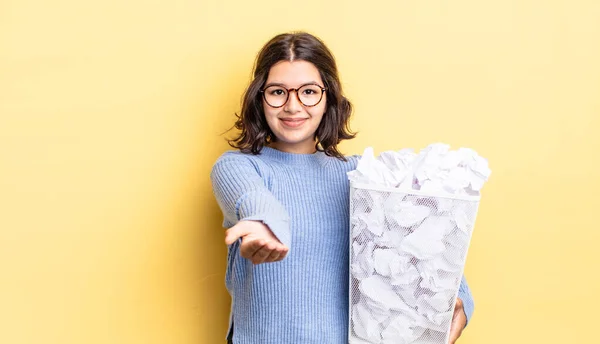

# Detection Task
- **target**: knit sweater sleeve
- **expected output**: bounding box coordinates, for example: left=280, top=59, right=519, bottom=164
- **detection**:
left=458, top=276, right=475, bottom=325
left=210, top=153, right=291, bottom=248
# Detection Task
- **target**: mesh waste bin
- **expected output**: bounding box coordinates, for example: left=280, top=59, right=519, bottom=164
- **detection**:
left=349, top=182, right=480, bottom=344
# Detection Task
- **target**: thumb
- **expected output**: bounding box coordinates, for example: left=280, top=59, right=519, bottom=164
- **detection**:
left=225, top=222, right=251, bottom=245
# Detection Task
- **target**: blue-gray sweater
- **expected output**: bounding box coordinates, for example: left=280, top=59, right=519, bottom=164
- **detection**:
left=210, top=147, right=474, bottom=344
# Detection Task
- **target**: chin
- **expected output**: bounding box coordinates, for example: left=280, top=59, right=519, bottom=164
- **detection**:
left=281, top=137, right=312, bottom=146
left=275, top=132, right=309, bottom=144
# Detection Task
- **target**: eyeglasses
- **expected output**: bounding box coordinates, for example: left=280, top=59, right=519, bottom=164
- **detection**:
left=260, top=83, right=327, bottom=108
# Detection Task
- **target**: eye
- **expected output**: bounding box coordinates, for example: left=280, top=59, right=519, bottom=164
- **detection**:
left=268, top=88, right=286, bottom=96
left=300, top=85, right=321, bottom=95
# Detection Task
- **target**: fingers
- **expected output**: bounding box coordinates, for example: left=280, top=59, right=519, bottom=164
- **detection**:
left=455, top=297, right=464, bottom=309
left=448, top=298, right=467, bottom=344
left=448, top=316, right=465, bottom=343
left=239, top=238, right=266, bottom=260
left=264, top=246, right=280, bottom=263
left=225, top=221, right=289, bottom=264
left=251, top=242, right=289, bottom=264
left=263, top=243, right=289, bottom=263
left=224, top=223, right=251, bottom=245
left=251, top=241, right=277, bottom=264
left=273, top=245, right=289, bottom=261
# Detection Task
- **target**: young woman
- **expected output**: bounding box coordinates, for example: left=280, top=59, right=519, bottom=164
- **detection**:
left=210, top=32, right=473, bottom=344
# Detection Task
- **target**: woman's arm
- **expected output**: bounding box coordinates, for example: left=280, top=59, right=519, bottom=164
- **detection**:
left=449, top=276, right=474, bottom=343
left=458, top=276, right=474, bottom=324
left=210, top=153, right=291, bottom=263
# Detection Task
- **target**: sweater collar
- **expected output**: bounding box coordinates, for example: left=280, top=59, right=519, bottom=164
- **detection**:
left=259, top=146, right=330, bottom=167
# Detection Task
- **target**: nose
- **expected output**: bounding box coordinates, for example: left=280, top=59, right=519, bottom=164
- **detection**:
left=283, top=90, right=302, bottom=113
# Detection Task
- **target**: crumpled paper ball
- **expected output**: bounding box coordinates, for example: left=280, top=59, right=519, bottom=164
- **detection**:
left=347, top=143, right=491, bottom=196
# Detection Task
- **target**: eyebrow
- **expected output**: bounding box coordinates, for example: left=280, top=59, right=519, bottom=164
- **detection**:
left=263, top=81, right=322, bottom=88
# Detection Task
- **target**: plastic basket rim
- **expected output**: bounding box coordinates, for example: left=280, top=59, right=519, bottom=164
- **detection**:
left=350, top=181, right=481, bottom=202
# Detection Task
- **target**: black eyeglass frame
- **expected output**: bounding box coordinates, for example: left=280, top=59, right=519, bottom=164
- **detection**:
left=259, top=83, right=327, bottom=108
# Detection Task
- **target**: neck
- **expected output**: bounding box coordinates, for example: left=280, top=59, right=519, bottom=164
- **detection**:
left=269, top=141, right=317, bottom=154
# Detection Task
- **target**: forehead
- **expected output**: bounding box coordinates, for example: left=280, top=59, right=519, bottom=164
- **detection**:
left=266, top=60, right=323, bottom=85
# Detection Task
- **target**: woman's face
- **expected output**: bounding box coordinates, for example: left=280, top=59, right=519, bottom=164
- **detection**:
left=262, top=60, right=327, bottom=154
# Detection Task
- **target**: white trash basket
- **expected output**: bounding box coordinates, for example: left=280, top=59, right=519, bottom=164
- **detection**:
left=349, top=182, right=480, bottom=344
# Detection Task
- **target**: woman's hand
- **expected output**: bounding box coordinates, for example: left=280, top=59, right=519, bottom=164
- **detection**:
left=225, top=220, right=289, bottom=265
left=448, top=297, right=467, bottom=343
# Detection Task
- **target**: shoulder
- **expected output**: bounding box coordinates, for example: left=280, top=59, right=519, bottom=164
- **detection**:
left=213, top=150, right=269, bottom=166
left=325, top=153, right=359, bottom=172
left=346, top=154, right=360, bottom=168
left=211, top=150, right=269, bottom=178
left=214, top=150, right=254, bottom=163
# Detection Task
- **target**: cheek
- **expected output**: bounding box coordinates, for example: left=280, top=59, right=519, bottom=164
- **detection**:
left=262, top=106, right=281, bottom=134
left=308, top=110, right=325, bottom=132
left=311, top=102, right=327, bottom=122
left=262, top=101, right=270, bottom=117
left=262, top=102, right=276, bottom=121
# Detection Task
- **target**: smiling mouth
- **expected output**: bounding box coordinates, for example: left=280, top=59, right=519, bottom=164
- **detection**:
left=280, top=118, right=307, bottom=128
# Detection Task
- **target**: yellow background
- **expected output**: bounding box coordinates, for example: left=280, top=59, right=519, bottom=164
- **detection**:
left=1, top=0, right=599, bottom=343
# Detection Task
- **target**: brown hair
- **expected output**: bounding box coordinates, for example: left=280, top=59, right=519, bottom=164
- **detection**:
left=228, top=32, right=356, bottom=160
